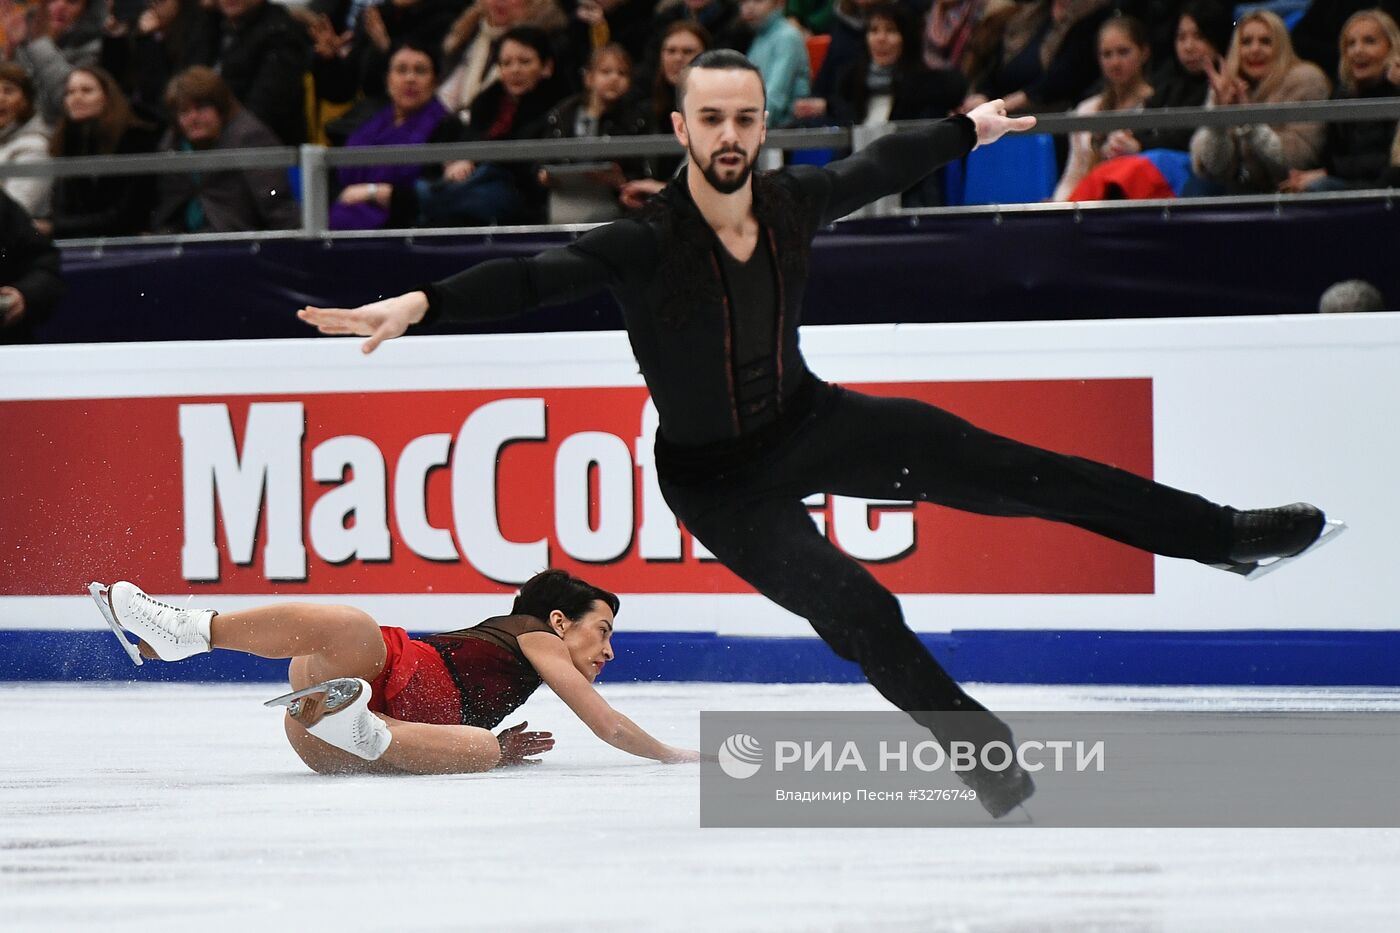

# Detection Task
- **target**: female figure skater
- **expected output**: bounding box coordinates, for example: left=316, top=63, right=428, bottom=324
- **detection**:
left=91, top=569, right=698, bottom=773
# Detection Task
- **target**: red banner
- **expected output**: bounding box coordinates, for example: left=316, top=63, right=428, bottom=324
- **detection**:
left=0, top=379, right=1153, bottom=596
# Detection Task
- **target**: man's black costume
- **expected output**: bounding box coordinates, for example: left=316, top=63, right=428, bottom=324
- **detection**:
left=420, top=114, right=1320, bottom=814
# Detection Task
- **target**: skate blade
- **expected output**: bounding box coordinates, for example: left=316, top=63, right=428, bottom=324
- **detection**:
left=88, top=582, right=143, bottom=667
left=1213, top=520, right=1348, bottom=581
left=264, top=678, right=363, bottom=712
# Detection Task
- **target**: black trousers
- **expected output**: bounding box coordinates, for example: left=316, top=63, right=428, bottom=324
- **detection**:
left=660, top=384, right=1234, bottom=717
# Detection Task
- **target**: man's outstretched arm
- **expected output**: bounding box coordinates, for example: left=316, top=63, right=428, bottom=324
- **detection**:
left=298, top=220, right=656, bottom=354
left=807, top=101, right=1038, bottom=225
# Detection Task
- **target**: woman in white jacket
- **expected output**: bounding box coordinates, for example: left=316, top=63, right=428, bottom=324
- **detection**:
left=0, top=63, right=53, bottom=219
left=1052, top=14, right=1154, bottom=201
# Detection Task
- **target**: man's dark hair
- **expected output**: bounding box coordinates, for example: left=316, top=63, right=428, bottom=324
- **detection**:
left=676, top=49, right=765, bottom=114
left=512, top=569, right=620, bottom=622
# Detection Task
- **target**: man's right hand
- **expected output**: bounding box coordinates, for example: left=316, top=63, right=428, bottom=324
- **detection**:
left=297, top=291, right=429, bottom=354
left=964, top=99, right=1037, bottom=149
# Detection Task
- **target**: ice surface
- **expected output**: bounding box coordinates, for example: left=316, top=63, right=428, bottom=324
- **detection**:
left=3, top=682, right=1399, bottom=931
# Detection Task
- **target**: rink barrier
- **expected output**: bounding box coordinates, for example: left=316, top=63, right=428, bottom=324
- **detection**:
left=5, top=314, right=1400, bottom=685
left=3, top=630, right=1398, bottom=686
left=39, top=199, right=1400, bottom=344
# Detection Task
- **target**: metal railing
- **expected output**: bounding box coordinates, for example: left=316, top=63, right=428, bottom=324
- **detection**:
left=2, top=97, right=1397, bottom=244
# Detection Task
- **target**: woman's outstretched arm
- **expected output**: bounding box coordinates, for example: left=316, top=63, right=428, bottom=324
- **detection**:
left=520, top=633, right=699, bottom=763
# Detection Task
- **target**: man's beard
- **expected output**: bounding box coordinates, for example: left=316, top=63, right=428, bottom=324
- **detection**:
left=689, top=141, right=757, bottom=195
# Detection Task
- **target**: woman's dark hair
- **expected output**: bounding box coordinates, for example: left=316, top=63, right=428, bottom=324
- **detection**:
left=865, top=1, right=922, bottom=68
left=1179, top=0, right=1234, bottom=63
left=653, top=20, right=711, bottom=122
left=50, top=66, right=138, bottom=157
left=0, top=62, right=36, bottom=126
left=838, top=2, right=922, bottom=123
left=512, top=569, right=620, bottom=622
left=499, top=25, right=556, bottom=67
left=388, top=38, right=443, bottom=81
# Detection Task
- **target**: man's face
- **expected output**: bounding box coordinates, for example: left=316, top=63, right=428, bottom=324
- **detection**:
left=672, top=68, right=767, bottom=196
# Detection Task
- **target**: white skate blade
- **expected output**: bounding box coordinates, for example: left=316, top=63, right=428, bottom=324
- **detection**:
left=88, top=582, right=143, bottom=667
left=1215, top=520, right=1348, bottom=581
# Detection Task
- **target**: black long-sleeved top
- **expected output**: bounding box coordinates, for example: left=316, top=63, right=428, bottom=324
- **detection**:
left=186, top=3, right=311, bottom=145
left=0, top=190, right=64, bottom=345
left=1323, top=80, right=1400, bottom=186
left=422, top=115, right=977, bottom=478
left=312, top=0, right=460, bottom=106
left=1136, top=64, right=1210, bottom=154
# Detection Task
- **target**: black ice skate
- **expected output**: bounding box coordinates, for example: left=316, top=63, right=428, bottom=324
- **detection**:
left=960, top=759, right=1036, bottom=819
left=1212, top=503, right=1346, bottom=580
left=915, top=709, right=1036, bottom=819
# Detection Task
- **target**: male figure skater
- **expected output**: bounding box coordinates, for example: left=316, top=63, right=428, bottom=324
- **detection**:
left=299, top=51, right=1340, bottom=816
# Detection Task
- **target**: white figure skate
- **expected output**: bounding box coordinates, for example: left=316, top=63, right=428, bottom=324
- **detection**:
left=89, top=581, right=213, bottom=665
left=265, top=678, right=392, bottom=761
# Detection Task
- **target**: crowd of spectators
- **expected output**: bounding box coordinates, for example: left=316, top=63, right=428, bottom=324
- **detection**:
left=0, top=0, right=1398, bottom=237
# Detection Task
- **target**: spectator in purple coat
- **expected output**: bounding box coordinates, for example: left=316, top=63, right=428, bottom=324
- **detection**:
left=330, top=40, right=457, bottom=230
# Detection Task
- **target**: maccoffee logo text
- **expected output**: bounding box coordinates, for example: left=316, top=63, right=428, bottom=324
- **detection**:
left=179, top=400, right=916, bottom=584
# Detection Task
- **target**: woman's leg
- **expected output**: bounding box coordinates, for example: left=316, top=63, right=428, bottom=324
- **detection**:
left=282, top=702, right=503, bottom=776
left=238, top=610, right=504, bottom=775
left=210, top=603, right=387, bottom=686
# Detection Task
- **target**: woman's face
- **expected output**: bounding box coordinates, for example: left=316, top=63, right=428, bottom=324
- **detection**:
left=0, top=80, right=27, bottom=128
left=64, top=71, right=107, bottom=122
left=498, top=39, right=551, bottom=98
left=554, top=600, right=615, bottom=682
left=47, top=0, right=86, bottom=36
left=1343, top=16, right=1393, bottom=86
left=1237, top=20, right=1278, bottom=82
left=585, top=53, right=631, bottom=108
left=1098, top=25, right=1148, bottom=90
left=386, top=47, right=436, bottom=113
left=1175, top=15, right=1216, bottom=75
left=661, top=31, right=705, bottom=85
left=866, top=16, right=903, bottom=69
